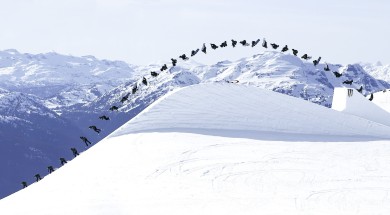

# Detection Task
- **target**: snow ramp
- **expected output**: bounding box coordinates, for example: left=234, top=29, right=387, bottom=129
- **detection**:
left=112, top=83, right=390, bottom=139
left=332, top=87, right=390, bottom=127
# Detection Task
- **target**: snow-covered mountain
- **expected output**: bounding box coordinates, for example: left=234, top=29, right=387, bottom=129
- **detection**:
left=0, top=88, right=84, bottom=199
left=0, top=49, right=137, bottom=110
left=1, top=84, right=390, bottom=214
left=362, top=62, right=390, bottom=84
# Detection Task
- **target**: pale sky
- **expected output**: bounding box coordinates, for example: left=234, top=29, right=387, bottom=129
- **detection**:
left=0, top=0, right=389, bottom=65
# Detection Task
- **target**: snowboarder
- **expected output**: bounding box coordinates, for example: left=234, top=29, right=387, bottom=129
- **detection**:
left=231, top=39, right=238, bottom=47
left=48, top=166, right=54, bottom=174
left=201, top=43, right=207, bottom=54
left=333, top=71, right=342, bottom=78
left=313, top=57, right=322, bottom=66
left=252, top=39, right=260, bottom=47
left=132, top=84, right=138, bottom=94
left=292, top=49, right=298, bottom=56
left=324, top=64, right=330, bottom=71
left=179, top=54, right=189, bottom=60
left=21, top=181, right=28, bottom=188
left=347, top=89, right=353, bottom=97
left=80, top=136, right=92, bottom=146
left=343, top=80, right=353, bottom=85
left=220, top=41, right=227, bottom=48
left=35, top=174, right=42, bottom=182
left=210, top=43, right=218, bottom=50
left=369, top=93, right=374, bottom=101
left=262, top=39, right=268, bottom=48
left=151, top=71, right=159, bottom=77
left=301, top=54, right=311, bottom=60
left=109, top=105, right=119, bottom=111
left=99, top=115, right=110, bottom=120
left=71, top=148, right=79, bottom=157
left=160, top=64, right=167, bottom=71
left=142, top=77, right=148, bottom=86
left=120, top=93, right=130, bottom=103
left=240, top=40, right=249, bottom=46
left=270, top=43, right=279, bottom=49
left=171, top=58, right=177, bottom=67
left=357, top=86, right=363, bottom=93
left=60, top=157, right=67, bottom=166
left=89, top=125, right=101, bottom=133
left=281, top=45, right=289, bottom=52
left=191, top=49, right=199, bottom=56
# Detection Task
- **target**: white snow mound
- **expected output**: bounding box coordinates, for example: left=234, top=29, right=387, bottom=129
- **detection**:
left=113, top=83, right=390, bottom=138
left=1, top=83, right=390, bottom=215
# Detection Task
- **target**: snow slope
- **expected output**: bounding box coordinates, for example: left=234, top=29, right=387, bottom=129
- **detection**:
left=1, top=84, right=390, bottom=215
left=371, top=89, right=390, bottom=113
left=332, top=87, right=390, bottom=127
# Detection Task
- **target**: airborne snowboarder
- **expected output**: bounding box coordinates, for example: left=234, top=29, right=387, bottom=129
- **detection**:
left=80, top=136, right=92, bottom=146
left=60, top=158, right=67, bottom=166
left=99, top=115, right=110, bottom=120
left=21, top=181, right=28, bottom=188
left=48, top=166, right=54, bottom=174
left=34, top=174, right=42, bottom=182
left=71, top=148, right=79, bottom=157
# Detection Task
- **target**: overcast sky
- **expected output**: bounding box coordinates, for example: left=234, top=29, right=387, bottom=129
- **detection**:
left=0, top=0, right=389, bottom=65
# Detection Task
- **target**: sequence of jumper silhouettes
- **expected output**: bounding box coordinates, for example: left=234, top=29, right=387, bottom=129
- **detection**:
left=20, top=37, right=371, bottom=189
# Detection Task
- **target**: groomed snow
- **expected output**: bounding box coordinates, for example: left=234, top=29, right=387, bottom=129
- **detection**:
left=332, top=87, right=390, bottom=127
left=1, top=83, right=390, bottom=215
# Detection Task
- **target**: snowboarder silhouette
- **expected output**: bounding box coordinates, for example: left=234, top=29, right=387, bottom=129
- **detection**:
left=60, top=158, right=67, bottom=166
left=71, top=148, right=79, bottom=157
left=142, top=77, right=148, bottom=86
left=240, top=40, right=249, bottom=46
left=252, top=39, right=260, bottom=47
left=292, top=49, right=298, bottom=56
left=99, top=115, right=110, bottom=120
left=151, top=71, right=159, bottom=77
left=201, top=43, right=207, bottom=54
left=109, top=106, right=119, bottom=111
left=132, top=84, right=138, bottom=94
left=179, top=54, right=189, bottom=60
left=160, top=64, right=167, bottom=71
left=281, top=45, right=289, bottom=52
left=369, top=93, right=374, bottom=101
left=21, top=181, right=27, bottom=188
left=191, top=49, right=199, bottom=56
left=80, top=136, right=92, bottom=146
left=171, top=58, right=177, bottom=66
left=48, top=166, right=54, bottom=174
left=89, top=125, right=101, bottom=133
left=270, top=43, right=279, bottom=49
left=231, top=39, right=237, bottom=48
left=262, top=39, right=268, bottom=48
left=35, top=174, right=42, bottom=182
left=220, top=41, right=227, bottom=48
left=210, top=43, right=218, bottom=50
left=120, top=93, right=130, bottom=103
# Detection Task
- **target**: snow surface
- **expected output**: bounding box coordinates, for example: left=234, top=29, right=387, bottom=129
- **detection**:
left=1, top=84, right=390, bottom=214
left=371, top=90, right=390, bottom=113
left=332, top=87, right=390, bottom=127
